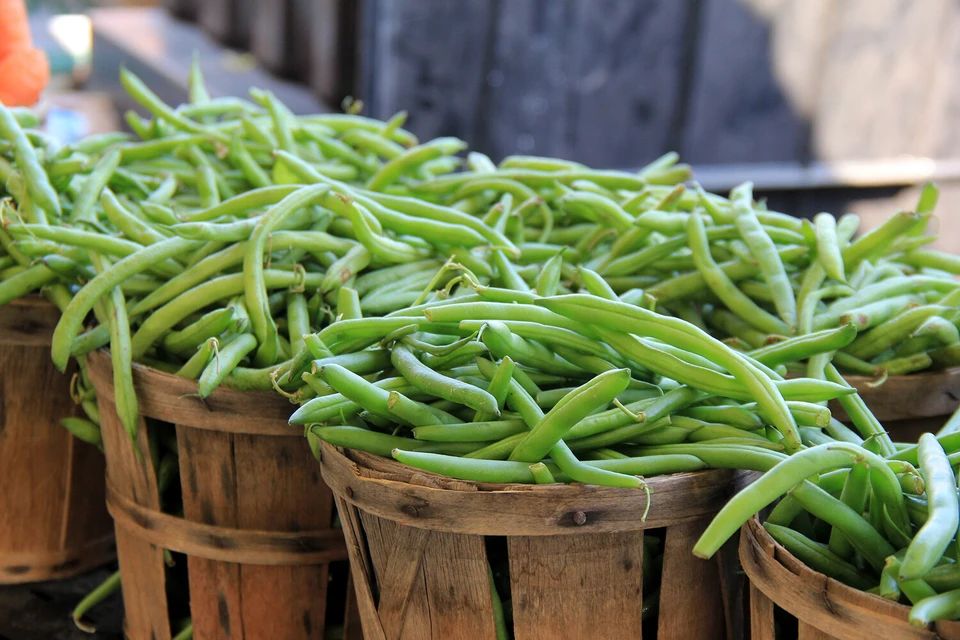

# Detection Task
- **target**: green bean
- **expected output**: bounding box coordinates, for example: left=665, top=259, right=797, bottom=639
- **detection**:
left=825, top=293, right=922, bottom=332
left=130, top=270, right=324, bottom=358
left=51, top=236, right=201, bottom=370
left=900, top=434, right=959, bottom=580
left=162, top=307, right=234, bottom=354
left=679, top=405, right=763, bottom=429
left=394, top=449, right=536, bottom=483
left=534, top=252, right=563, bottom=297
left=60, top=417, right=103, bottom=451
left=121, top=68, right=228, bottom=142
left=705, top=308, right=771, bottom=349
left=904, top=248, right=960, bottom=274
left=763, top=523, right=873, bottom=590
left=843, top=210, right=929, bottom=267
left=367, top=137, right=466, bottom=191
left=909, top=589, right=960, bottom=627
left=176, top=338, right=218, bottom=379
left=747, top=323, right=858, bottom=366
left=92, top=253, right=140, bottom=449
left=693, top=442, right=901, bottom=560
left=0, top=103, right=61, bottom=216
left=198, top=333, right=257, bottom=397
left=550, top=440, right=644, bottom=488
left=733, top=183, right=797, bottom=330
left=101, top=189, right=168, bottom=245
left=540, top=294, right=801, bottom=451
left=689, top=212, right=789, bottom=335
left=413, top=419, right=527, bottom=442
left=812, top=213, right=847, bottom=285
left=71, top=150, right=122, bottom=223
left=71, top=570, right=122, bottom=633
left=0, top=262, right=57, bottom=305
left=391, top=343, right=499, bottom=414
left=509, top=369, right=630, bottom=463
left=823, top=364, right=896, bottom=456
left=244, top=184, right=330, bottom=366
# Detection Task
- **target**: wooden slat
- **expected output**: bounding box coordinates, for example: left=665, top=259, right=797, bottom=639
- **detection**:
left=477, top=0, right=574, bottom=161
left=508, top=531, right=644, bottom=640
left=177, top=425, right=244, bottom=640
left=343, top=571, right=365, bottom=640
left=98, top=395, right=170, bottom=640
left=565, top=0, right=695, bottom=167
left=420, top=531, right=496, bottom=640
left=741, top=518, right=960, bottom=640
left=681, top=0, right=827, bottom=164
left=749, top=581, right=776, bottom=640
left=87, top=350, right=296, bottom=435
left=358, top=516, right=432, bottom=640
left=336, top=496, right=388, bottom=640
left=658, top=517, right=725, bottom=640
left=361, top=0, right=493, bottom=144
left=799, top=620, right=840, bottom=640
left=375, top=525, right=431, bottom=640
left=233, top=434, right=332, bottom=639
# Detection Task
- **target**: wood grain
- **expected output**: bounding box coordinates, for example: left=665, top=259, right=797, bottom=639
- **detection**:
left=658, top=517, right=725, bottom=640
left=90, top=348, right=346, bottom=639
left=0, top=299, right=113, bottom=585
left=321, top=443, right=744, bottom=535
left=361, top=0, right=493, bottom=145
left=509, top=531, right=644, bottom=640
left=322, top=442, right=743, bottom=639
left=741, top=517, right=960, bottom=640
left=87, top=350, right=298, bottom=435
left=833, top=367, right=960, bottom=423
left=681, top=0, right=817, bottom=164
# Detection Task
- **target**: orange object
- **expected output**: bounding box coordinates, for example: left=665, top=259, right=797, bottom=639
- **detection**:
left=0, top=0, right=49, bottom=106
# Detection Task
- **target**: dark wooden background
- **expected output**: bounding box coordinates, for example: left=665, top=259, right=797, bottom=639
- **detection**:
left=96, top=0, right=960, bottom=246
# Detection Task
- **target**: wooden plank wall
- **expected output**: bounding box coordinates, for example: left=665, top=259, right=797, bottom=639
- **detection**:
left=359, top=0, right=960, bottom=170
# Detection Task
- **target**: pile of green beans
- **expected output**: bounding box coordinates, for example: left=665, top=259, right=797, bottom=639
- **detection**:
left=4, top=60, right=960, bottom=630
left=295, top=293, right=863, bottom=483
left=404, top=161, right=959, bottom=380
left=692, top=419, right=960, bottom=629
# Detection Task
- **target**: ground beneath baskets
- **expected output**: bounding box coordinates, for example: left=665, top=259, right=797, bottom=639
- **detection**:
left=0, top=566, right=123, bottom=640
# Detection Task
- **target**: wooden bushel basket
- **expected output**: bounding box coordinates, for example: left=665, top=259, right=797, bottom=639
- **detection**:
left=741, top=517, right=960, bottom=640
left=833, top=367, right=960, bottom=442
left=87, top=350, right=353, bottom=640
left=320, top=441, right=751, bottom=640
left=0, top=298, right=114, bottom=583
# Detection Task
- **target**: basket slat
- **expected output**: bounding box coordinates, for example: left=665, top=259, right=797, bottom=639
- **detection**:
left=749, top=581, right=776, bottom=640
left=419, top=531, right=496, bottom=639
left=99, top=389, right=171, bottom=640
left=322, top=442, right=744, bottom=640
left=234, top=434, right=332, bottom=639
left=658, top=517, right=725, bottom=639
left=509, top=531, right=645, bottom=640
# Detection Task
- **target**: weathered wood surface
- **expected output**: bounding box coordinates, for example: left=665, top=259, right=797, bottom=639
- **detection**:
left=742, top=517, right=960, bottom=640
left=0, top=299, right=114, bottom=585
left=830, top=367, right=960, bottom=423
left=322, top=442, right=744, bottom=640
left=322, top=444, right=744, bottom=535
left=88, top=349, right=347, bottom=640
left=159, top=0, right=960, bottom=172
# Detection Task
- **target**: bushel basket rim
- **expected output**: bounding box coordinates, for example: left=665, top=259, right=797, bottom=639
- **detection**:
left=319, top=441, right=751, bottom=536
left=741, top=516, right=960, bottom=640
